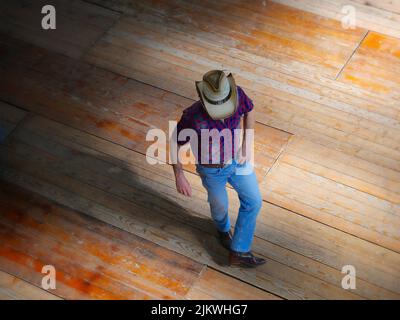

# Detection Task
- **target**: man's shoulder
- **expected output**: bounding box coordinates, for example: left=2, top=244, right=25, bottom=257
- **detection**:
left=182, top=101, right=203, bottom=121
left=177, top=101, right=204, bottom=128
left=182, top=100, right=203, bottom=118
left=236, top=85, right=246, bottom=97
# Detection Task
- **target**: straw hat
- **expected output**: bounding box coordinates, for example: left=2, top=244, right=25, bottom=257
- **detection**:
left=195, top=70, right=238, bottom=120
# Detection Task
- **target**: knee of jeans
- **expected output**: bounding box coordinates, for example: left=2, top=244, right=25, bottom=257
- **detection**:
left=255, top=196, right=263, bottom=212
left=209, top=196, right=228, bottom=215
left=242, top=193, right=262, bottom=214
left=210, top=201, right=228, bottom=215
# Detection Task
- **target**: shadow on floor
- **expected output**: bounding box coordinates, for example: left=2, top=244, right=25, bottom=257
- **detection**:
left=81, top=151, right=230, bottom=267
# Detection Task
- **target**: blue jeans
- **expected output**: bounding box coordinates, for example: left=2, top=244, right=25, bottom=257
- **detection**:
left=196, top=161, right=262, bottom=253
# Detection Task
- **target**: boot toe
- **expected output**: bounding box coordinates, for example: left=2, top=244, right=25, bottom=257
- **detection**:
left=229, top=251, right=266, bottom=268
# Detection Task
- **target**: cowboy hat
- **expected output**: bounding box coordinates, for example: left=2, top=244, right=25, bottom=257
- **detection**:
left=195, top=70, right=238, bottom=120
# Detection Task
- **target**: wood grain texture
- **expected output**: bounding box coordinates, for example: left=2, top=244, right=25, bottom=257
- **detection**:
left=88, top=0, right=366, bottom=78
left=272, top=0, right=400, bottom=38
left=0, top=102, right=27, bottom=142
left=5, top=36, right=398, bottom=255
left=262, top=134, right=400, bottom=253
left=0, top=34, right=291, bottom=181
left=0, top=0, right=399, bottom=300
left=352, top=0, right=400, bottom=14
left=0, top=181, right=205, bottom=300
left=83, top=9, right=400, bottom=172
left=1, top=114, right=399, bottom=299
left=338, top=32, right=400, bottom=98
left=185, top=267, right=281, bottom=300
left=0, top=0, right=120, bottom=59
left=0, top=270, right=62, bottom=300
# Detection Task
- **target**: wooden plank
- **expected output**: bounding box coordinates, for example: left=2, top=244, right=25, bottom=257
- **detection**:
left=281, top=137, right=400, bottom=204
left=83, top=14, right=400, bottom=171
left=0, top=161, right=312, bottom=300
left=338, top=32, right=400, bottom=98
left=0, top=206, right=198, bottom=301
left=352, top=0, right=400, bottom=14
left=0, top=180, right=205, bottom=300
left=0, top=270, right=62, bottom=300
left=0, top=102, right=27, bottom=143
left=88, top=0, right=394, bottom=105
left=8, top=116, right=396, bottom=291
left=0, top=120, right=363, bottom=299
left=0, top=35, right=291, bottom=181
left=0, top=29, right=390, bottom=180
left=0, top=0, right=120, bottom=59
left=89, top=0, right=367, bottom=78
left=0, top=101, right=27, bottom=124
left=0, top=19, right=398, bottom=299
left=185, top=267, right=281, bottom=300
left=272, top=0, right=400, bottom=39
left=3, top=25, right=400, bottom=180
left=100, top=15, right=393, bottom=123
left=263, top=160, right=400, bottom=253
left=2, top=115, right=399, bottom=299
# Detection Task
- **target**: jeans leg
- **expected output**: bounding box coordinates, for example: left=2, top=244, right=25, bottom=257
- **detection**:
left=196, top=166, right=231, bottom=233
left=228, top=162, right=262, bottom=252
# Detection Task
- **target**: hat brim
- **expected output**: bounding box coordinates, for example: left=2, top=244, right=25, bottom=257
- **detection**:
left=196, top=73, right=238, bottom=120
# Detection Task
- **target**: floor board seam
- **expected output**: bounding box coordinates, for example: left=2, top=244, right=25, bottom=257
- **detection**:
left=262, top=197, right=400, bottom=256
left=334, top=30, right=370, bottom=80
left=0, top=164, right=353, bottom=299
left=0, top=111, right=33, bottom=145
left=263, top=134, right=295, bottom=180
left=5, top=111, right=400, bottom=261
left=82, top=0, right=124, bottom=14
left=1, top=156, right=390, bottom=299
left=80, top=6, right=122, bottom=61
left=0, top=267, right=65, bottom=300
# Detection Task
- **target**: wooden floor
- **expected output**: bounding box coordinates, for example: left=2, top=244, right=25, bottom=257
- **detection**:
left=0, top=0, right=399, bottom=299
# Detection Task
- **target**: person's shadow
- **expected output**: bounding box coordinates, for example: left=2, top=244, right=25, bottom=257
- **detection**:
left=93, top=151, right=229, bottom=267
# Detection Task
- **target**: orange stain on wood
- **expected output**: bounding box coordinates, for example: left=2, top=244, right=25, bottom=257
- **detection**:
left=133, top=102, right=157, bottom=115
left=246, top=29, right=343, bottom=67
left=81, top=242, right=188, bottom=295
left=94, top=118, right=118, bottom=130
left=119, top=128, right=133, bottom=138
left=0, top=234, right=131, bottom=299
left=1, top=190, right=190, bottom=297
left=362, top=32, right=400, bottom=59
left=0, top=246, right=44, bottom=273
left=343, top=74, right=390, bottom=93
left=55, top=267, right=126, bottom=299
left=3, top=206, right=71, bottom=242
left=86, top=114, right=142, bottom=142
left=362, top=33, right=384, bottom=50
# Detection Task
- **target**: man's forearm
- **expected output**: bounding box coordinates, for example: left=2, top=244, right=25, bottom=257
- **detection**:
left=172, top=147, right=192, bottom=197
left=171, top=143, right=184, bottom=177
left=173, top=162, right=184, bottom=178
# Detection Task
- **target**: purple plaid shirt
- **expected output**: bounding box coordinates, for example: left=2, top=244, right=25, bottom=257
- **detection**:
left=176, top=86, right=254, bottom=164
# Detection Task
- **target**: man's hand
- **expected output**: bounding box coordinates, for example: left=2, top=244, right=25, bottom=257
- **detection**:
left=172, top=147, right=192, bottom=197
left=175, top=172, right=192, bottom=197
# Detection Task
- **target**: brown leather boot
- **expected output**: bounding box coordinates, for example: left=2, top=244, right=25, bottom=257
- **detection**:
left=229, top=251, right=266, bottom=268
left=218, top=230, right=233, bottom=250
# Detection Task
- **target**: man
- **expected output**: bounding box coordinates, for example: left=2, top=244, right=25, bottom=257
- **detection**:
left=172, top=70, right=265, bottom=268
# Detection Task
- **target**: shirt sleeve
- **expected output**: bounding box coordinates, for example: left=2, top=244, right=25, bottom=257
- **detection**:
left=176, top=110, right=191, bottom=146
left=237, top=86, right=254, bottom=116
